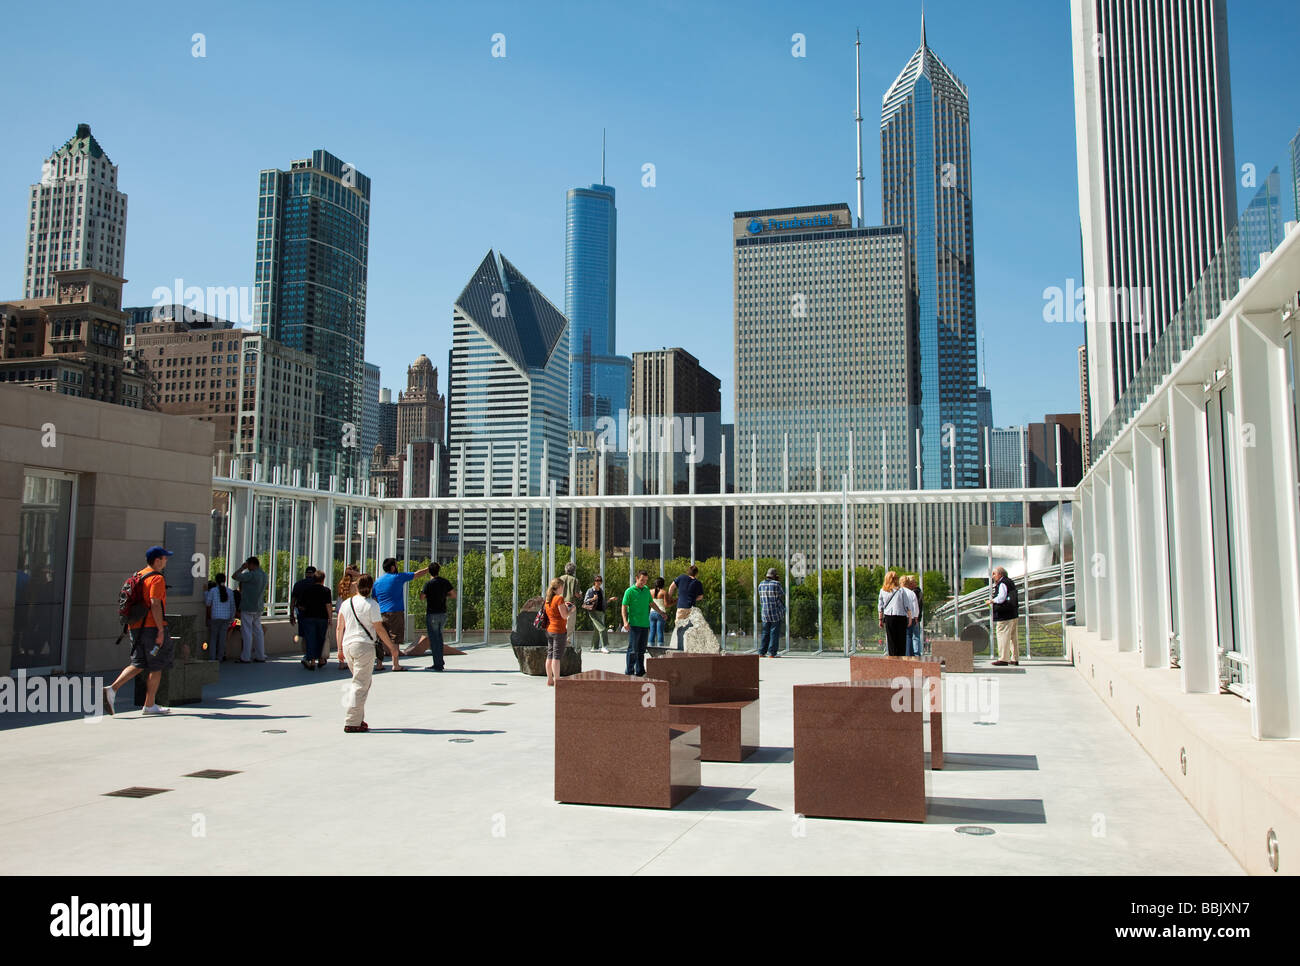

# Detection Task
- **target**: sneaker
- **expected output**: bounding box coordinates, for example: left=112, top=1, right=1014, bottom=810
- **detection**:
left=101, top=686, right=116, bottom=716
left=142, top=705, right=170, bottom=715
left=599, top=647, right=610, bottom=654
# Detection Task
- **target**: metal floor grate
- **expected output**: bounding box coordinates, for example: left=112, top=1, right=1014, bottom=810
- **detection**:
left=482, top=702, right=514, bottom=706
left=184, top=769, right=242, bottom=779
left=452, top=708, right=485, bottom=713
left=104, top=787, right=170, bottom=798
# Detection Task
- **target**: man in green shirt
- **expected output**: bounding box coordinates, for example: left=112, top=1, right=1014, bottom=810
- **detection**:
left=621, top=570, right=664, bottom=676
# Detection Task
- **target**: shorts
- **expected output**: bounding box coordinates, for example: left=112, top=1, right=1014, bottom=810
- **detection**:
left=130, top=626, right=174, bottom=672
left=381, top=611, right=405, bottom=646
left=546, top=633, right=567, bottom=660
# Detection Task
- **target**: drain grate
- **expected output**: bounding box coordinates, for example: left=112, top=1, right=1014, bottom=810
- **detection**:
left=184, top=769, right=241, bottom=780
left=452, top=708, right=485, bottom=714
left=491, top=682, right=508, bottom=686
left=262, top=729, right=286, bottom=734
left=954, top=825, right=996, bottom=836
left=104, top=787, right=170, bottom=799
left=483, top=701, right=514, bottom=706
left=449, top=737, right=474, bottom=743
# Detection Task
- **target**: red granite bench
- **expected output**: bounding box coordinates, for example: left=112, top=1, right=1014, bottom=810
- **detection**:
left=794, top=680, right=927, bottom=822
left=849, top=655, right=944, bottom=769
left=555, top=670, right=701, bottom=809
left=929, top=638, right=974, bottom=673
left=644, top=653, right=759, bottom=762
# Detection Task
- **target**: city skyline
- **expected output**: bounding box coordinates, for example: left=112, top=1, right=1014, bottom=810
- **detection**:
left=3, top=1, right=1298, bottom=436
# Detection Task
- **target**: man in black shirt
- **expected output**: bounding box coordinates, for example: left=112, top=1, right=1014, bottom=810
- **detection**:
left=582, top=575, right=610, bottom=654
left=298, top=572, right=333, bottom=669
left=670, top=565, right=705, bottom=650
left=420, top=562, right=456, bottom=671
left=289, top=566, right=317, bottom=660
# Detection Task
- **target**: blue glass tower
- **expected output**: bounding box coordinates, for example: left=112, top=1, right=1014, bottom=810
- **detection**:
left=882, top=15, right=979, bottom=489
left=565, top=181, right=630, bottom=431
left=254, top=149, right=370, bottom=475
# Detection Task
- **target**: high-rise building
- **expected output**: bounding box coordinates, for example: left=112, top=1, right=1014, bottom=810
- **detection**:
left=378, top=388, right=397, bottom=454
left=0, top=269, right=141, bottom=407
left=881, top=14, right=980, bottom=490
left=447, top=251, right=569, bottom=550
left=23, top=124, right=127, bottom=300
left=630, top=347, right=722, bottom=560
left=362, top=362, right=381, bottom=455
left=397, top=354, right=446, bottom=450
left=1078, top=345, right=1091, bottom=467
left=1071, top=0, right=1236, bottom=430
left=124, top=305, right=231, bottom=337
left=129, top=313, right=243, bottom=452
left=988, top=427, right=1025, bottom=526
left=733, top=204, right=916, bottom=569
left=235, top=335, right=317, bottom=468
left=565, top=181, right=631, bottom=431
left=1239, top=169, right=1283, bottom=280
left=569, top=429, right=629, bottom=555
left=975, top=385, right=993, bottom=485
left=254, top=149, right=370, bottom=476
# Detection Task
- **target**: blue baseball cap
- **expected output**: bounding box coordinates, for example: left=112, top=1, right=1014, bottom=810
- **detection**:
left=146, top=545, right=174, bottom=563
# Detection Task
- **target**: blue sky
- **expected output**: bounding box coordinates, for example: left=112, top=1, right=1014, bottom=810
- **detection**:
left=3, top=0, right=1297, bottom=427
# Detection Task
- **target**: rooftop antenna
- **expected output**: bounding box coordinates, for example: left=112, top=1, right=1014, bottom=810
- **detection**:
left=601, top=128, right=606, bottom=185
left=980, top=335, right=986, bottom=385
left=855, top=29, right=864, bottom=228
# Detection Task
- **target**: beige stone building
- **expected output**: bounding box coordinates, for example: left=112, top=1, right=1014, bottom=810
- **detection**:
left=0, top=384, right=213, bottom=675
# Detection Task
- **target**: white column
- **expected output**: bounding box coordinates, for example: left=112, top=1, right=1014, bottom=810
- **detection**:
left=1132, top=425, right=1172, bottom=667
left=1093, top=467, right=1114, bottom=642
left=1167, top=384, right=1218, bottom=693
left=1228, top=313, right=1300, bottom=737
left=1109, top=450, right=1138, bottom=652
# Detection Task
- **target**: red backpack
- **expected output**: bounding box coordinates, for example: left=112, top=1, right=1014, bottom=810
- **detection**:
left=115, top=569, right=158, bottom=644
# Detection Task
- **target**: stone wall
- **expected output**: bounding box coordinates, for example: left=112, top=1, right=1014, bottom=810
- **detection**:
left=0, top=384, right=214, bottom=673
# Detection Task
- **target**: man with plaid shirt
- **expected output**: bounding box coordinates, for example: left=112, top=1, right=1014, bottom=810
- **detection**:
left=758, top=567, right=785, bottom=658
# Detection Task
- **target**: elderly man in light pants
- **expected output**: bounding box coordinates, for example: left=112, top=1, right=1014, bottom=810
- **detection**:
left=990, top=566, right=1020, bottom=666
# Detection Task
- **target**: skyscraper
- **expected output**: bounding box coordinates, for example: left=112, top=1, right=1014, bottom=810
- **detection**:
left=565, top=179, right=631, bottom=432
left=881, top=14, right=980, bottom=490
left=362, top=362, right=381, bottom=455
left=254, top=149, right=370, bottom=476
left=1071, top=0, right=1236, bottom=430
left=630, top=347, right=722, bottom=560
left=24, top=124, right=127, bottom=300
left=447, top=251, right=570, bottom=550
left=733, top=204, right=916, bottom=569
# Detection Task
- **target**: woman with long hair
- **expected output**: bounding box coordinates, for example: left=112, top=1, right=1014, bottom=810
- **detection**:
left=543, top=577, right=575, bottom=687
left=335, top=563, right=360, bottom=669
left=877, top=570, right=912, bottom=657
left=649, top=576, right=667, bottom=645
left=204, top=573, right=235, bottom=662
left=335, top=573, right=396, bottom=733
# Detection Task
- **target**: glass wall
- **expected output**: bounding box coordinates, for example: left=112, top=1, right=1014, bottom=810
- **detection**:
left=12, top=472, right=75, bottom=670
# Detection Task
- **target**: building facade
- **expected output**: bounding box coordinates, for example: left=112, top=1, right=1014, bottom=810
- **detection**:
left=881, top=17, right=980, bottom=491
left=362, top=361, right=381, bottom=455
left=734, top=204, right=918, bottom=570
left=447, top=251, right=570, bottom=551
left=23, top=124, right=127, bottom=301
left=0, top=269, right=141, bottom=408
left=254, top=149, right=370, bottom=477
left=1071, top=0, right=1236, bottom=429
left=378, top=388, right=397, bottom=455
left=565, top=183, right=631, bottom=432
left=235, top=335, right=317, bottom=469
left=630, top=347, right=722, bottom=560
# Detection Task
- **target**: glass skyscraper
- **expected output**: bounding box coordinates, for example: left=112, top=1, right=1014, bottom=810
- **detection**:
left=565, top=183, right=631, bottom=431
left=254, top=149, right=370, bottom=476
left=881, top=15, right=980, bottom=491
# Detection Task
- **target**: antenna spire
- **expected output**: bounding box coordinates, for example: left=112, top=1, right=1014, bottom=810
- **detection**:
left=921, top=4, right=927, bottom=47
left=601, top=128, right=606, bottom=185
left=855, top=29, right=864, bottom=228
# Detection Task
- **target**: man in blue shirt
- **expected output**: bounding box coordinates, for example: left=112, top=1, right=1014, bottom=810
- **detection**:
left=670, top=564, right=706, bottom=650
left=372, top=558, right=428, bottom=671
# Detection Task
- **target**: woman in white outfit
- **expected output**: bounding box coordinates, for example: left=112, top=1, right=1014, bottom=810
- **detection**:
left=335, top=574, right=395, bottom=733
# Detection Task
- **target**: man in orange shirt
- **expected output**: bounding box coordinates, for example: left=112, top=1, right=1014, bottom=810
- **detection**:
left=102, top=546, right=173, bottom=716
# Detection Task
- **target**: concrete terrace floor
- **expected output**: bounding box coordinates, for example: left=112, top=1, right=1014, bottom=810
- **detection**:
left=0, top=648, right=1242, bottom=875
